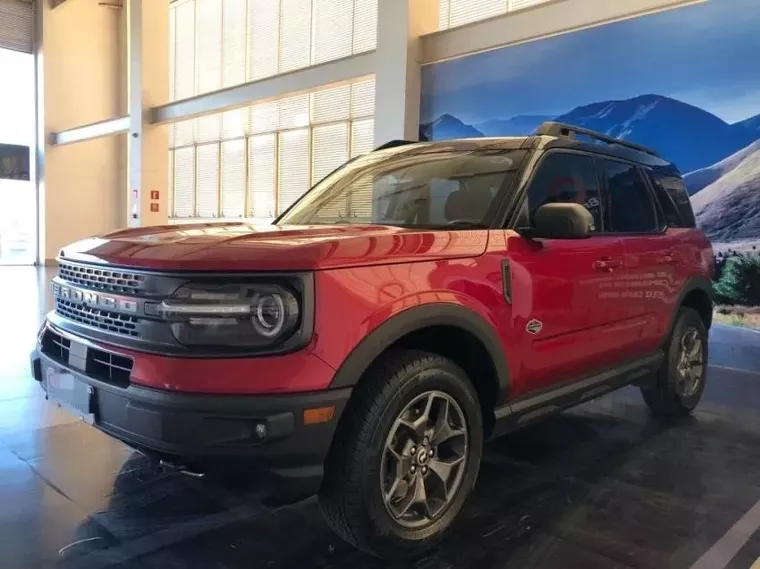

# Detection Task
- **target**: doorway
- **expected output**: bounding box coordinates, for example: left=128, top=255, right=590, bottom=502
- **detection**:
left=0, top=48, right=35, bottom=265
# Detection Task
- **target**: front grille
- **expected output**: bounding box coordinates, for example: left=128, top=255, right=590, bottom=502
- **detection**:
left=41, top=328, right=71, bottom=362
left=86, top=349, right=133, bottom=388
left=56, top=298, right=140, bottom=338
left=59, top=261, right=146, bottom=295
left=40, top=329, right=133, bottom=388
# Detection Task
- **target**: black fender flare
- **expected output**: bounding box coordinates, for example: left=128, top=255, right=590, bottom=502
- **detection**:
left=669, top=275, right=714, bottom=336
left=328, top=303, right=511, bottom=403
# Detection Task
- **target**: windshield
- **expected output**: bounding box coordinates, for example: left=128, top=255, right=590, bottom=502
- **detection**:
left=277, top=148, right=526, bottom=228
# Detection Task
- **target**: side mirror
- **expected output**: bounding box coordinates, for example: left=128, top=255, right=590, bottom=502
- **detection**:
left=518, top=203, right=594, bottom=239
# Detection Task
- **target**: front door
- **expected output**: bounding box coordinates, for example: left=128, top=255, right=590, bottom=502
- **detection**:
left=506, top=151, right=631, bottom=397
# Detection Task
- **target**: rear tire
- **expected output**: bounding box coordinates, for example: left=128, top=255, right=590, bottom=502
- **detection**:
left=319, top=349, right=483, bottom=560
left=641, top=307, right=708, bottom=417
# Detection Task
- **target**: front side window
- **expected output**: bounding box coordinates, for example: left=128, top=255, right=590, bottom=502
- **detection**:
left=601, top=160, right=659, bottom=233
left=524, top=152, right=603, bottom=231
left=277, top=147, right=526, bottom=228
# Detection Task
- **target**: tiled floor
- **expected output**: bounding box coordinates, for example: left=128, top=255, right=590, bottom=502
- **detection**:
left=1, top=266, right=760, bottom=569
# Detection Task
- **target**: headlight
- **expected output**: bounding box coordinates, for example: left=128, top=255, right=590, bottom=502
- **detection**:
left=157, top=283, right=300, bottom=347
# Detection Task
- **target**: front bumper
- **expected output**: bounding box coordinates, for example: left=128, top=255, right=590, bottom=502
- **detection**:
left=30, top=346, right=351, bottom=488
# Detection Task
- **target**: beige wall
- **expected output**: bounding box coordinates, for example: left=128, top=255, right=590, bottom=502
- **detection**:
left=41, top=0, right=124, bottom=261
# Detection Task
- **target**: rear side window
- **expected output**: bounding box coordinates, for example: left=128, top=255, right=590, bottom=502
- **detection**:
left=649, top=173, right=696, bottom=228
left=600, top=159, right=659, bottom=233
left=525, top=152, right=603, bottom=232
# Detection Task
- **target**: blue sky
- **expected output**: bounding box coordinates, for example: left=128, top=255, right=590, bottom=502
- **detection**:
left=421, top=0, right=760, bottom=125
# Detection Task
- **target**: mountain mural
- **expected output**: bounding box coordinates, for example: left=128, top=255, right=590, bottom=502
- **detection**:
left=420, top=94, right=760, bottom=246
left=419, top=114, right=483, bottom=141
left=692, top=141, right=760, bottom=243
left=551, top=95, right=758, bottom=174
left=736, top=113, right=760, bottom=134
left=422, top=95, right=759, bottom=175
left=684, top=139, right=760, bottom=195
left=475, top=115, right=554, bottom=136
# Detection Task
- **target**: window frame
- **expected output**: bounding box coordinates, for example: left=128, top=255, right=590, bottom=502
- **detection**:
left=595, top=156, right=665, bottom=236
left=508, top=148, right=607, bottom=233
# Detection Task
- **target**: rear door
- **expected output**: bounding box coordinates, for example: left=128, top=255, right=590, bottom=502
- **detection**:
left=506, top=151, right=631, bottom=396
left=597, top=159, right=677, bottom=356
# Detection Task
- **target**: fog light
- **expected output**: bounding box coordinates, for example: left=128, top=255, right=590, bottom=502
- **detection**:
left=255, top=423, right=268, bottom=439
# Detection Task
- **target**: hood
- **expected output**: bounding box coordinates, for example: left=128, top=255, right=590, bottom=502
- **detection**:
left=59, top=223, right=489, bottom=271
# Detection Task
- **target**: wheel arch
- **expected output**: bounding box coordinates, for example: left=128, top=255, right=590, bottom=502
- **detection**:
left=672, top=276, right=714, bottom=334
left=328, top=303, right=511, bottom=417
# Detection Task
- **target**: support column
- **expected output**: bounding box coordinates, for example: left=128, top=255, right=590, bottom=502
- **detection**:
left=126, top=0, right=169, bottom=227
left=373, top=0, right=437, bottom=145
left=39, top=0, right=123, bottom=261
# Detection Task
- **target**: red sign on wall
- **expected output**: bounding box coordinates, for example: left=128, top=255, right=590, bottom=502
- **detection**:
left=150, top=190, right=160, bottom=200
left=150, top=203, right=159, bottom=212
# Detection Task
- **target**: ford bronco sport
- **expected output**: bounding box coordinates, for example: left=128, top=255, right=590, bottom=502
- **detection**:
left=31, top=122, right=714, bottom=559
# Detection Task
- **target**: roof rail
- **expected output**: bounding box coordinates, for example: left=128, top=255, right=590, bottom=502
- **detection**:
left=374, top=139, right=417, bottom=151
left=535, top=121, right=660, bottom=157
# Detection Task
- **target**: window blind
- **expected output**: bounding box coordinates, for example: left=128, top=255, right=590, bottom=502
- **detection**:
left=222, top=0, right=247, bottom=88
left=0, top=0, right=34, bottom=54
left=196, top=143, right=220, bottom=217
left=312, top=123, right=349, bottom=185
left=313, top=0, right=353, bottom=65
left=196, top=0, right=222, bottom=94
left=508, top=0, right=547, bottom=10
left=170, top=0, right=377, bottom=95
left=248, top=134, right=277, bottom=219
left=221, top=139, right=246, bottom=217
left=172, top=147, right=196, bottom=218
left=438, top=0, right=550, bottom=30
left=278, top=129, right=310, bottom=213
left=279, top=0, right=312, bottom=74
left=248, top=0, right=280, bottom=81
left=169, top=78, right=376, bottom=222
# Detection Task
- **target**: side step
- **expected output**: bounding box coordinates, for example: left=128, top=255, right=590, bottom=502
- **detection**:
left=490, top=352, right=663, bottom=438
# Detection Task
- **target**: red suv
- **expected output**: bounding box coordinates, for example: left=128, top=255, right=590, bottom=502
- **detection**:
left=31, top=122, right=713, bottom=559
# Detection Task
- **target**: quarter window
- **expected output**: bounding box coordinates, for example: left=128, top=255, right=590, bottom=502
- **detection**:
left=601, top=160, right=659, bottom=233
left=649, top=173, right=696, bottom=228
left=525, top=152, right=603, bottom=232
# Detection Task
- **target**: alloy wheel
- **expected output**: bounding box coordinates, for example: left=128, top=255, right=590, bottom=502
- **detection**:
left=676, top=327, right=704, bottom=398
left=380, top=390, right=469, bottom=529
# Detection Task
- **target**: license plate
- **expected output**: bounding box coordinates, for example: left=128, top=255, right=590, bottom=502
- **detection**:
left=44, top=363, right=95, bottom=424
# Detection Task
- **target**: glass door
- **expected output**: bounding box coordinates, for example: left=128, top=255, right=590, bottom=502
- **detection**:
left=0, top=48, right=36, bottom=265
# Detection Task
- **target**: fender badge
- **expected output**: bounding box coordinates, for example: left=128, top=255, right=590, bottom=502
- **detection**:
left=526, top=319, right=543, bottom=335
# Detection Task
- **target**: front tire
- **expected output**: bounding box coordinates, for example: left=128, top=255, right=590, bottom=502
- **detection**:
left=641, top=307, right=708, bottom=416
left=319, top=350, right=483, bottom=560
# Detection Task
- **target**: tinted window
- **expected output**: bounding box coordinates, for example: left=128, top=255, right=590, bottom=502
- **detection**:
left=526, top=152, right=602, bottom=232
left=649, top=173, right=696, bottom=228
left=278, top=149, right=525, bottom=228
left=601, top=160, right=659, bottom=233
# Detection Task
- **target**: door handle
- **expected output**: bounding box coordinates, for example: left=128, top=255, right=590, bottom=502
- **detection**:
left=593, top=257, right=623, bottom=272
left=658, top=252, right=677, bottom=265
